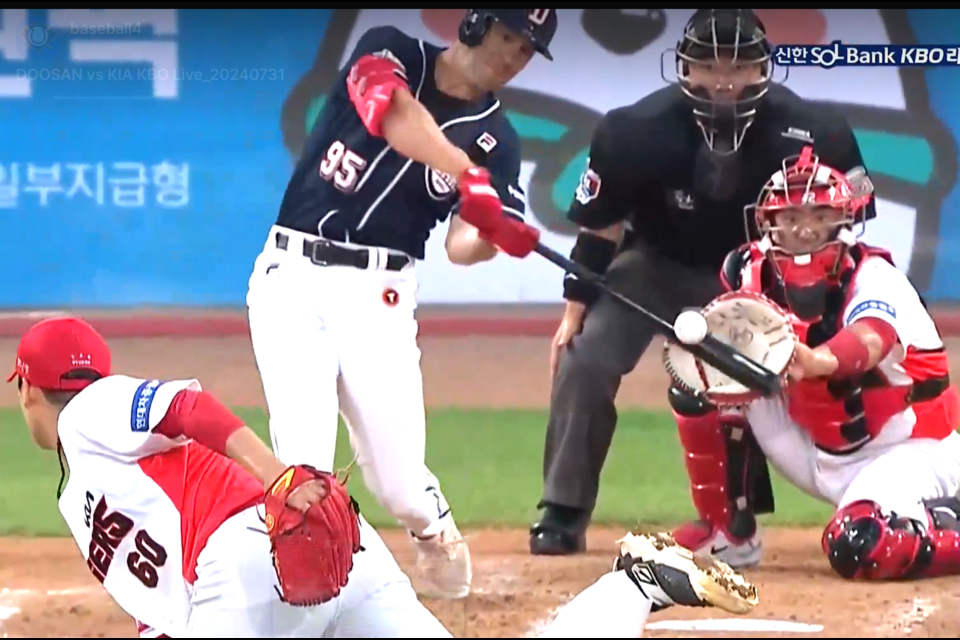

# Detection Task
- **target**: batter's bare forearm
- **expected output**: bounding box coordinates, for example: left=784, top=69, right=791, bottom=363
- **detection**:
left=445, top=216, right=498, bottom=265
left=224, top=428, right=288, bottom=488
left=382, top=89, right=474, bottom=177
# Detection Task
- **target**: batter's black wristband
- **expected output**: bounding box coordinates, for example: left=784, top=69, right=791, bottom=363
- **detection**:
left=562, top=232, right=618, bottom=304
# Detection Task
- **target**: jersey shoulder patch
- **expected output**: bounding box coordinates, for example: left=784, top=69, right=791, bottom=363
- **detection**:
left=130, top=380, right=167, bottom=433
left=575, top=160, right=602, bottom=205
left=370, top=48, right=407, bottom=79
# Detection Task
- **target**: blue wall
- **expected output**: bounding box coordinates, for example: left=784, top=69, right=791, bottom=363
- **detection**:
left=1, top=9, right=958, bottom=307
left=0, top=9, right=332, bottom=307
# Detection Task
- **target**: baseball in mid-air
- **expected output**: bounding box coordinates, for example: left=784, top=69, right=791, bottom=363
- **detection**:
left=674, top=310, right=708, bottom=345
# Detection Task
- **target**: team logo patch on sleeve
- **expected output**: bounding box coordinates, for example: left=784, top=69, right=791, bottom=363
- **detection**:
left=846, top=299, right=897, bottom=324
left=425, top=167, right=457, bottom=201
left=575, top=164, right=601, bottom=205
left=130, top=380, right=164, bottom=432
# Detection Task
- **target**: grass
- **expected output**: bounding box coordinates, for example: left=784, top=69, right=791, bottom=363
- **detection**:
left=0, top=408, right=834, bottom=536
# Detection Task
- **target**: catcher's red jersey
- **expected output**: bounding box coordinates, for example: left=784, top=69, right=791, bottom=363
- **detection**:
left=56, top=375, right=261, bottom=635
left=781, top=255, right=958, bottom=452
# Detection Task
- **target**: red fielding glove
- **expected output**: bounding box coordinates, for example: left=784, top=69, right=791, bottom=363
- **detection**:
left=264, top=465, right=362, bottom=607
left=481, top=217, right=541, bottom=258
left=456, top=167, right=502, bottom=233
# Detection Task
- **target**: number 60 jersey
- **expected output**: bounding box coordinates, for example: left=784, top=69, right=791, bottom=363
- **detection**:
left=55, top=374, right=260, bottom=636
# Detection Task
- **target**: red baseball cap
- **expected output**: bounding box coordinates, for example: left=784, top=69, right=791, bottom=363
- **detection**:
left=6, top=317, right=111, bottom=390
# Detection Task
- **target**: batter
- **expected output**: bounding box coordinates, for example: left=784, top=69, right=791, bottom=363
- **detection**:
left=245, top=9, right=549, bottom=598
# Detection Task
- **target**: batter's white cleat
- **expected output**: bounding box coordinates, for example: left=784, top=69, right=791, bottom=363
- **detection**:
left=615, top=532, right=759, bottom=615
left=412, top=519, right=472, bottom=600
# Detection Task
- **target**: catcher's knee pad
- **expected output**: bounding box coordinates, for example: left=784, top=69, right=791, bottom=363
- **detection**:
left=823, top=499, right=960, bottom=579
left=671, top=386, right=772, bottom=534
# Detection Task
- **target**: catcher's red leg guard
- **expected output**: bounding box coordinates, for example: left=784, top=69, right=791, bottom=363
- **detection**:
left=669, top=386, right=769, bottom=556
left=822, top=498, right=960, bottom=579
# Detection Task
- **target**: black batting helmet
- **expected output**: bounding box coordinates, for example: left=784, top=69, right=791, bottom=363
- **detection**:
left=459, top=9, right=557, bottom=61
left=670, top=9, right=774, bottom=154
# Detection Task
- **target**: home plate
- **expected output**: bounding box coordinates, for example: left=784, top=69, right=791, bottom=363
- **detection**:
left=646, top=619, right=824, bottom=633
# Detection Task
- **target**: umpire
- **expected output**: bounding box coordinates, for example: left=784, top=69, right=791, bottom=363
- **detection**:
left=531, top=8, right=875, bottom=555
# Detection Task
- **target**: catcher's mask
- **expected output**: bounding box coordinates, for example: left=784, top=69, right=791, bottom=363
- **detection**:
left=665, top=9, right=774, bottom=155
left=747, top=146, right=875, bottom=320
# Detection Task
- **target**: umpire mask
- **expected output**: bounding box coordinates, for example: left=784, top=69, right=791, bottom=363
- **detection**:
left=672, top=9, right=773, bottom=155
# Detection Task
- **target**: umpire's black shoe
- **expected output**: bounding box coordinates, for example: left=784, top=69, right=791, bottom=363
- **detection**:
left=529, top=504, right=588, bottom=556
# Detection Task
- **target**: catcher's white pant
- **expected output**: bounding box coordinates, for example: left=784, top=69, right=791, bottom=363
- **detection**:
left=747, top=398, right=960, bottom=521
left=246, top=227, right=454, bottom=539
left=178, top=505, right=449, bottom=638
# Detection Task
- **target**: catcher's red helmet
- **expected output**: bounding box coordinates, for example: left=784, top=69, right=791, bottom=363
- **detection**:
left=744, top=146, right=874, bottom=319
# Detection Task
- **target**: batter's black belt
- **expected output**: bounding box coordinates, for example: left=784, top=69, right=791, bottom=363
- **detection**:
left=274, top=232, right=412, bottom=272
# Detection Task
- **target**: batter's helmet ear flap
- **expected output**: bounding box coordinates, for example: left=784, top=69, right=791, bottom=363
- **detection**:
left=459, top=9, right=488, bottom=49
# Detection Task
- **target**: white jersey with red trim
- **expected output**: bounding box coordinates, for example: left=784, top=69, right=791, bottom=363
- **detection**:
left=56, top=375, right=200, bottom=636
left=841, top=255, right=942, bottom=353
left=786, top=255, right=953, bottom=449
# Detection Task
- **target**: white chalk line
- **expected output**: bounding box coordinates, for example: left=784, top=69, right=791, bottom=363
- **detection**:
left=523, top=600, right=572, bottom=638
left=646, top=619, right=823, bottom=633
left=874, top=596, right=936, bottom=636
left=463, top=555, right=575, bottom=638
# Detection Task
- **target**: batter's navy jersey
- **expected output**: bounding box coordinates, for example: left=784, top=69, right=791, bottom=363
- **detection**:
left=275, top=26, right=526, bottom=260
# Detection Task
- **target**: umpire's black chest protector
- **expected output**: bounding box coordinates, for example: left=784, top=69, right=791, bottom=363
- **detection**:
left=649, top=87, right=828, bottom=261
left=686, top=108, right=822, bottom=210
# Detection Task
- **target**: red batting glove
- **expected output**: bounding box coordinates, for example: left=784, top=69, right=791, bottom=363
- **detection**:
left=481, top=217, right=541, bottom=258
left=345, top=55, right=408, bottom=137
left=457, top=167, right=502, bottom=233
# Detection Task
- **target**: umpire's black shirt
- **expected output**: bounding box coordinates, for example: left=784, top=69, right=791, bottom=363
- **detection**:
left=568, top=84, right=875, bottom=270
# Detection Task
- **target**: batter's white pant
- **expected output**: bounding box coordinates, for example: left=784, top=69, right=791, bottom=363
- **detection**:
left=747, top=398, right=960, bottom=522
left=246, top=227, right=453, bottom=538
left=183, top=505, right=450, bottom=637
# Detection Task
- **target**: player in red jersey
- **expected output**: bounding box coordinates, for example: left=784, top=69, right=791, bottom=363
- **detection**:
left=9, top=316, right=758, bottom=637
left=672, top=147, right=960, bottom=580
left=8, top=317, right=448, bottom=637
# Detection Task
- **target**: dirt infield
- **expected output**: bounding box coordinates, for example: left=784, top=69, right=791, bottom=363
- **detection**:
left=0, top=328, right=958, bottom=637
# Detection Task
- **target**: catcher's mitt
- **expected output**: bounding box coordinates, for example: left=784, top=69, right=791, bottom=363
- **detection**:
left=663, top=291, right=797, bottom=407
left=264, top=465, right=362, bottom=607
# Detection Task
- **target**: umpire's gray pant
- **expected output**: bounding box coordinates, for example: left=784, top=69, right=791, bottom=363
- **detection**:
left=540, top=241, right=725, bottom=513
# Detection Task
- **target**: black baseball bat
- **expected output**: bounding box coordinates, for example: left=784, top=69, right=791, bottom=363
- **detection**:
left=534, top=241, right=783, bottom=397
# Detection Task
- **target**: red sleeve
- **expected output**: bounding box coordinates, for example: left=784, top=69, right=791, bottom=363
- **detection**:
left=855, top=316, right=898, bottom=357
left=826, top=317, right=899, bottom=378
left=152, top=389, right=244, bottom=455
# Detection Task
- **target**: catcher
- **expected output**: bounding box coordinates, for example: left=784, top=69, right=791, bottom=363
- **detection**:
left=665, top=146, right=960, bottom=580
left=12, top=317, right=760, bottom=638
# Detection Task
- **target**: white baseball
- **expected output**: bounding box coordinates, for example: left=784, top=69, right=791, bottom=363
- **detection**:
left=674, top=310, right=708, bottom=345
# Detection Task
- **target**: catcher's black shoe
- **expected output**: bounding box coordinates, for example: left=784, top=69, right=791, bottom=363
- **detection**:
left=614, top=532, right=758, bottom=615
